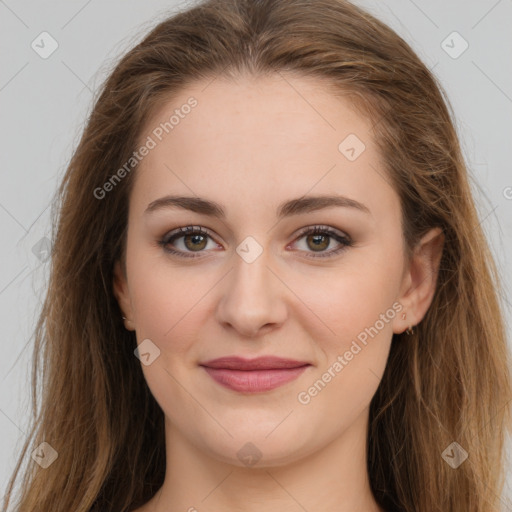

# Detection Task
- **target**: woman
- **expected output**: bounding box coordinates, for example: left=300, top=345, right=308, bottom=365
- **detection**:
left=3, top=0, right=511, bottom=511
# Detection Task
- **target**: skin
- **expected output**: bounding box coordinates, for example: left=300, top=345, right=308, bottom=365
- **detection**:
left=113, top=72, right=444, bottom=512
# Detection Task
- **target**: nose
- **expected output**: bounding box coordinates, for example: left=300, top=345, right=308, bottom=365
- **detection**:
left=215, top=250, right=288, bottom=338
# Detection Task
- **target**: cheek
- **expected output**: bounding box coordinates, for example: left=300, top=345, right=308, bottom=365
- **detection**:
left=126, top=259, right=211, bottom=417
left=127, top=249, right=219, bottom=361
left=130, top=272, right=198, bottom=338
left=297, top=246, right=403, bottom=345
left=294, top=257, right=401, bottom=421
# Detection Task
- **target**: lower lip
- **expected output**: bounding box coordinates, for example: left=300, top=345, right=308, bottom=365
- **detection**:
left=201, top=366, right=310, bottom=393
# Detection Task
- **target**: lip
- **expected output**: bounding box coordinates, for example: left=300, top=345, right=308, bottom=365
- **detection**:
left=200, top=356, right=311, bottom=393
left=201, top=356, right=310, bottom=370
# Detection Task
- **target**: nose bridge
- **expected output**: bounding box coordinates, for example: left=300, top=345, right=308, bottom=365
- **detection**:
left=215, top=240, right=287, bottom=336
left=232, top=246, right=274, bottom=296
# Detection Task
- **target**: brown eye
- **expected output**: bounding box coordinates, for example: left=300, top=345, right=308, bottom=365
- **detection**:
left=291, top=226, right=353, bottom=259
left=183, top=233, right=208, bottom=251
left=306, top=233, right=330, bottom=252
left=159, top=226, right=218, bottom=258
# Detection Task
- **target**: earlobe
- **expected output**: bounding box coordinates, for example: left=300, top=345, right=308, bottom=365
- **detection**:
left=393, top=227, right=444, bottom=334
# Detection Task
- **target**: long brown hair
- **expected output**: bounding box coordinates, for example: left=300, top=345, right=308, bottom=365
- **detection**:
left=3, top=1, right=511, bottom=511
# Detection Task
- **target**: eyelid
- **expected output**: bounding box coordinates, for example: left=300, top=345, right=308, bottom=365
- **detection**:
left=161, top=225, right=217, bottom=243
left=292, top=224, right=348, bottom=240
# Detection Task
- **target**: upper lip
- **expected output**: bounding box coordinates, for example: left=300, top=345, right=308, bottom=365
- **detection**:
left=200, top=356, right=311, bottom=371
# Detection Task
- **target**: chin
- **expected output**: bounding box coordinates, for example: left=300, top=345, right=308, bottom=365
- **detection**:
left=197, top=426, right=317, bottom=469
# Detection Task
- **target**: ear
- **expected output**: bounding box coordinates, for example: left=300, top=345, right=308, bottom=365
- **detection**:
left=113, top=259, right=135, bottom=331
left=393, top=227, right=444, bottom=334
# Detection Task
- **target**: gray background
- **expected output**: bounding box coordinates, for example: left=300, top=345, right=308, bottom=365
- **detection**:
left=1, top=0, right=511, bottom=508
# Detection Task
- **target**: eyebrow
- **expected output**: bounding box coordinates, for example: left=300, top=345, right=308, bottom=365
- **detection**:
left=144, top=194, right=371, bottom=218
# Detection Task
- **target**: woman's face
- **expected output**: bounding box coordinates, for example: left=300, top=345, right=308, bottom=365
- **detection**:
left=113, top=72, right=437, bottom=467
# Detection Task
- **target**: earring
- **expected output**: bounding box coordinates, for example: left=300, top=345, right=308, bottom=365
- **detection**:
left=401, top=312, right=415, bottom=335
left=122, top=316, right=134, bottom=330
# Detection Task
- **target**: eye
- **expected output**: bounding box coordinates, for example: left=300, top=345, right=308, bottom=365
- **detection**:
left=158, top=225, right=220, bottom=259
left=158, top=224, right=353, bottom=259
left=290, top=225, right=353, bottom=259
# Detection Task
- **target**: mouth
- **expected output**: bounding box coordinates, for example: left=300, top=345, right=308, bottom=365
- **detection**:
left=199, top=356, right=312, bottom=393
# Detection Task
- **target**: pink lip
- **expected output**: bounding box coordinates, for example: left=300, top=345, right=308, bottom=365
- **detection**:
left=200, top=356, right=311, bottom=393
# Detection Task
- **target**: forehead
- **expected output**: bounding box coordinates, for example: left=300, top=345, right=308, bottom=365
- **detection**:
left=139, top=72, right=371, bottom=163
left=130, top=72, right=398, bottom=224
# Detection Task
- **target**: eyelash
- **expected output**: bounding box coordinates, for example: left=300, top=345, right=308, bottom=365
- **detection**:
left=158, top=225, right=354, bottom=259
